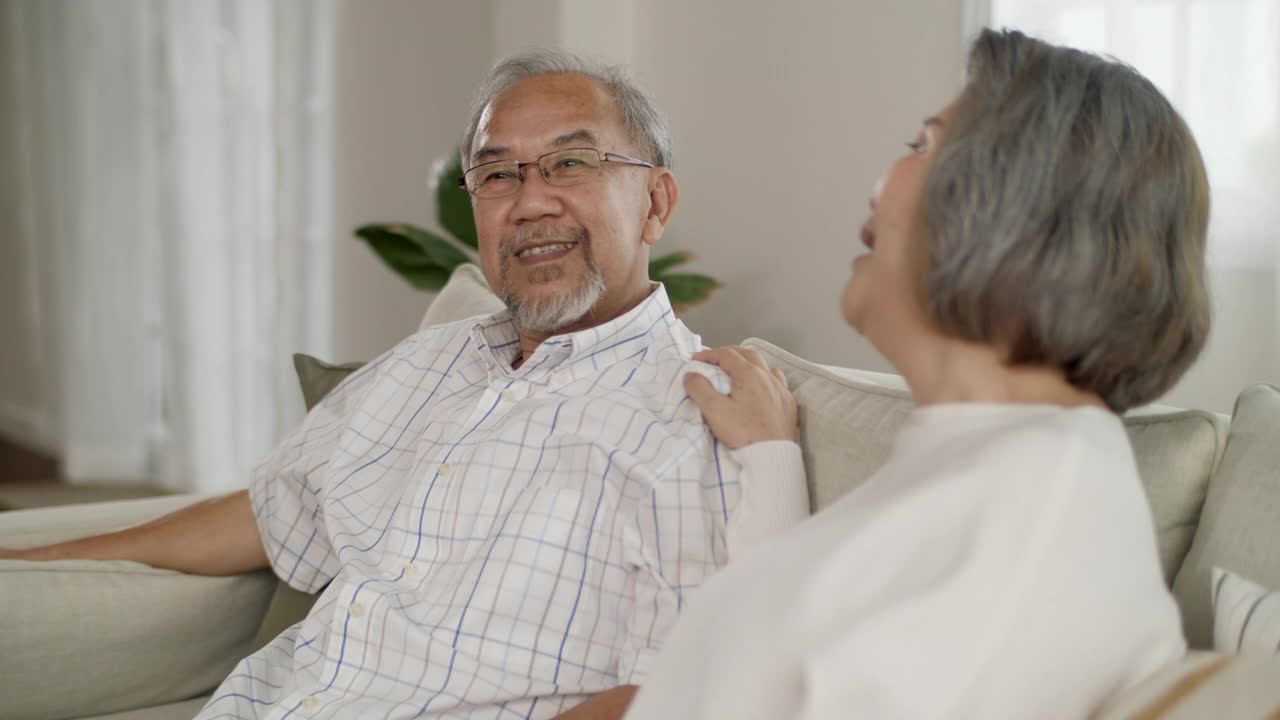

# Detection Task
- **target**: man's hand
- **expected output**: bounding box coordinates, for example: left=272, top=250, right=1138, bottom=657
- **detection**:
left=552, top=685, right=638, bottom=720
left=0, top=489, right=270, bottom=576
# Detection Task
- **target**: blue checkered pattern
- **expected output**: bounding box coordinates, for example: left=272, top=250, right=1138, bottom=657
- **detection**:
left=196, top=288, right=740, bottom=719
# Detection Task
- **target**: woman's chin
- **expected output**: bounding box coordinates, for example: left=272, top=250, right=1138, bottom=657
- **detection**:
left=840, top=281, right=868, bottom=330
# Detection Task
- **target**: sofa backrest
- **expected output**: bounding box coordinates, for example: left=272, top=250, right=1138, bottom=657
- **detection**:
left=742, top=338, right=1230, bottom=605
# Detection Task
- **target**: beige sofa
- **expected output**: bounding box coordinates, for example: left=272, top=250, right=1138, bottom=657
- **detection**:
left=2, top=265, right=1278, bottom=720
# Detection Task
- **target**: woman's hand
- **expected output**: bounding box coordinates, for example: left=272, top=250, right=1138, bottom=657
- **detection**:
left=683, top=346, right=798, bottom=449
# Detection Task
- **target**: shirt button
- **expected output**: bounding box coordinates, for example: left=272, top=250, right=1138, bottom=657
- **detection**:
left=301, top=697, right=320, bottom=711
left=349, top=602, right=366, bottom=617
left=438, top=463, right=451, bottom=477
left=405, top=563, right=420, bottom=577
left=503, top=389, right=521, bottom=403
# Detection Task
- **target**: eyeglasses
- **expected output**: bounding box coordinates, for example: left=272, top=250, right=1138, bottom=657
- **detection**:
left=458, top=148, right=655, bottom=198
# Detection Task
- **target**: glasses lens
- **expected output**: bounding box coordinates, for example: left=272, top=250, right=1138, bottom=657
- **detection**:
left=466, top=161, right=520, bottom=197
left=541, top=149, right=601, bottom=186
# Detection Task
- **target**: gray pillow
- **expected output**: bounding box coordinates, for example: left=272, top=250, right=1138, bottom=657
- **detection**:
left=1173, top=384, right=1280, bottom=648
left=291, top=353, right=364, bottom=412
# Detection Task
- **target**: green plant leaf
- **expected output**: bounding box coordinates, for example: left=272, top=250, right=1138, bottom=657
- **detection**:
left=435, top=152, right=478, bottom=250
left=355, top=224, right=468, bottom=292
left=658, top=272, right=721, bottom=309
left=649, top=251, right=694, bottom=277
left=391, top=264, right=452, bottom=292
left=389, top=224, right=471, bottom=269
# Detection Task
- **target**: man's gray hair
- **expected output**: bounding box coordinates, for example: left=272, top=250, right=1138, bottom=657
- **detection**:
left=919, top=29, right=1211, bottom=413
left=461, top=48, right=673, bottom=169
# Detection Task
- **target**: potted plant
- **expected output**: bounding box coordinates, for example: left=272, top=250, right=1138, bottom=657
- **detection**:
left=356, top=153, right=720, bottom=313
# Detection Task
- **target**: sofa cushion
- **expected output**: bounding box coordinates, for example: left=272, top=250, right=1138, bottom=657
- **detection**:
left=1094, top=651, right=1280, bottom=719
left=1173, top=384, right=1280, bottom=649
left=741, top=338, right=1224, bottom=588
left=1211, top=567, right=1280, bottom=654
left=0, top=499, right=276, bottom=720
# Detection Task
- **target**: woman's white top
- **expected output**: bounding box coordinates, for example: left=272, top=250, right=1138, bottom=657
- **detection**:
left=626, top=404, right=1185, bottom=720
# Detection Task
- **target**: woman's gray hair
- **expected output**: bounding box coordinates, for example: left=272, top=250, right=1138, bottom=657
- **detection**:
left=461, top=48, right=673, bottom=168
left=920, top=28, right=1211, bottom=412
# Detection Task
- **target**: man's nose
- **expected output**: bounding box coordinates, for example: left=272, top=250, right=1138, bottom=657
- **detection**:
left=510, top=165, right=562, bottom=221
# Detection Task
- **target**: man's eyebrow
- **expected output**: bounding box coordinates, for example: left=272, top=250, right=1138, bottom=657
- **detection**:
left=551, top=129, right=600, bottom=147
left=470, top=129, right=600, bottom=166
left=471, top=145, right=510, bottom=165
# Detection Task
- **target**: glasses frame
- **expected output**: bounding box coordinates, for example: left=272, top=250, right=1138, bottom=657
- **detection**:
left=456, top=147, right=655, bottom=197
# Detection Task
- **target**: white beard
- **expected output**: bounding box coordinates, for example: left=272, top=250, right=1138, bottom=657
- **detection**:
left=499, top=227, right=606, bottom=334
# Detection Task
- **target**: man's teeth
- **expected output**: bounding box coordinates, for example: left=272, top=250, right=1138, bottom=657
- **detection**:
left=518, top=242, right=574, bottom=258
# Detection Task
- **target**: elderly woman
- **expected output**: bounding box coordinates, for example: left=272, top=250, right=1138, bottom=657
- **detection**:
left=623, top=29, right=1210, bottom=720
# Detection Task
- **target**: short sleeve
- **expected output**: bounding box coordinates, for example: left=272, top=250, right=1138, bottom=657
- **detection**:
left=248, top=352, right=390, bottom=593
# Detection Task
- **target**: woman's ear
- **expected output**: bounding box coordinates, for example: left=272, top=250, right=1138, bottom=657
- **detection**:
left=641, top=169, right=679, bottom=246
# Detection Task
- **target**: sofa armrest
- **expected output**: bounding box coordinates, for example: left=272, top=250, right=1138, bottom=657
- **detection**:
left=0, top=496, right=278, bottom=720
left=0, top=493, right=215, bottom=548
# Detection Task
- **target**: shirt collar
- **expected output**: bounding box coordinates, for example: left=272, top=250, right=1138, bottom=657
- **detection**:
left=469, top=283, right=683, bottom=381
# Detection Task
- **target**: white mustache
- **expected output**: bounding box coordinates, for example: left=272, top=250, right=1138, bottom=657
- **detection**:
left=501, top=226, right=589, bottom=258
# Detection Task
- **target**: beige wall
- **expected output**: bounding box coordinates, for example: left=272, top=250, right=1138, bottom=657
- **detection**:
left=329, top=0, right=496, bottom=362
left=630, top=1, right=966, bottom=374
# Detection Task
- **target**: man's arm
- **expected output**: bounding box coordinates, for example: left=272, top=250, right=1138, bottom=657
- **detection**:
left=0, top=489, right=269, bottom=576
left=552, top=685, right=638, bottom=720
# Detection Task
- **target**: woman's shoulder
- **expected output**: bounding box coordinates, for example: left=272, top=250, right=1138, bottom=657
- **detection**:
left=953, top=404, right=1131, bottom=473
left=960, top=406, right=1158, bottom=556
left=897, top=405, right=1144, bottom=528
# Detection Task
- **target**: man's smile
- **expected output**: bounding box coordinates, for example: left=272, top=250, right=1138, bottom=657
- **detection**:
left=514, top=240, right=579, bottom=264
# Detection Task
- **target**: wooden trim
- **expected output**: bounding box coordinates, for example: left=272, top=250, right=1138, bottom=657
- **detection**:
left=1131, top=656, right=1235, bottom=720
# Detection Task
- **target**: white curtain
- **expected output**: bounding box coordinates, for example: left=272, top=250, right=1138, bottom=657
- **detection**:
left=972, top=0, right=1280, bottom=413
left=3, top=0, right=336, bottom=491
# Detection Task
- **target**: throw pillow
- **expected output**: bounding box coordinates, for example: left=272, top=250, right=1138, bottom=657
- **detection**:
left=291, top=354, right=364, bottom=410
left=1173, top=384, right=1280, bottom=649
left=1212, top=567, right=1280, bottom=654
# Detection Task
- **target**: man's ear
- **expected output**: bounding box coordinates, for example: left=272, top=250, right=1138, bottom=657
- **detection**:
left=641, top=169, right=679, bottom=246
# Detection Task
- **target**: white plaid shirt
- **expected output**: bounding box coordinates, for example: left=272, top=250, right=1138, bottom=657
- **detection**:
left=196, top=287, right=741, bottom=719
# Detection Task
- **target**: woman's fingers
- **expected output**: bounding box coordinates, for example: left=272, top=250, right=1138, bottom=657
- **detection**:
left=683, top=372, right=726, bottom=415
left=684, top=346, right=799, bottom=449
left=694, top=346, right=772, bottom=384
left=736, top=347, right=769, bottom=371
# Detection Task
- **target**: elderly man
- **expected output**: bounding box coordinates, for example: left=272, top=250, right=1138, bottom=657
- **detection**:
left=3, top=49, right=807, bottom=719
